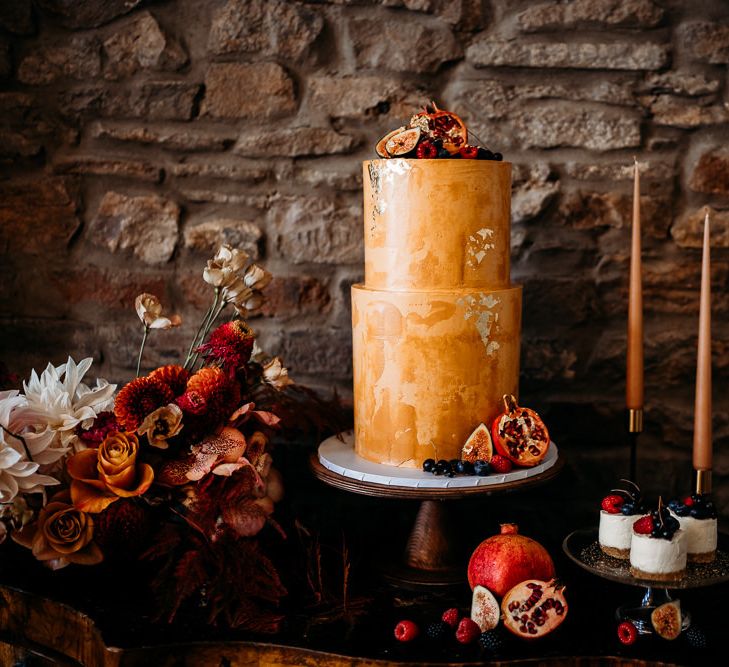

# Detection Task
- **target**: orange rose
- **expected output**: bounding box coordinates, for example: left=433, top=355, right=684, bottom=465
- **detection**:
left=67, top=432, right=154, bottom=513
left=12, top=492, right=102, bottom=570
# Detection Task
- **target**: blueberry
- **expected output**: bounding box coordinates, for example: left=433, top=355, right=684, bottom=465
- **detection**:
left=474, top=460, right=490, bottom=477
left=690, top=507, right=702, bottom=518
left=660, top=528, right=672, bottom=539
left=621, top=503, right=635, bottom=515
left=493, top=152, right=503, bottom=161
left=436, top=147, right=451, bottom=159
left=446, top=470, right=455, bottom=478
left=449, top=458, right=460, bottom=469
left=434, top=463, right=447, bottom=476
left=651, top=528, right=660, bottom=538
left=437, top=459, right=449, bottom=469
left=477, top=148, right=495, bottom=160
left=423, top=458, right=436, bottom=473
left=457, top=460, right=475, bottom=475
left=668, top=499, right=680, bottom=510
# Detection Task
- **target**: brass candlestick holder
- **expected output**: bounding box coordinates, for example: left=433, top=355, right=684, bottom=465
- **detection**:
left=626, top=407, right=643, bottom=482
left=695, top=468, right=712, bottom=495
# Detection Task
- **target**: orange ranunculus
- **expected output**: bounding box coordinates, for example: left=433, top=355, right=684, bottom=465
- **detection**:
left=67, top=431, right=154, bottom=513
left=12, top=492, right=102, bottom=570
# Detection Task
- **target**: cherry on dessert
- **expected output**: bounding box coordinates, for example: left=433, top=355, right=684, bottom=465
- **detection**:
left=617, top=620, right=638, bottom=645
left=394, top=619, right=420, bottom=642
left=416, top=140, right=438, bottom=159
left=459, top=145, right=479, bottom=159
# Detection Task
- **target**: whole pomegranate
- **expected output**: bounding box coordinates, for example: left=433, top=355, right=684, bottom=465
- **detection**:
left=502, top=579, right=568, bottom=639
left=467, top=524, right=555, bottom=597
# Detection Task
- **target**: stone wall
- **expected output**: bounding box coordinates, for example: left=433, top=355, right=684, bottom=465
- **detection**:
left=2, top=0, right=729, bottom=510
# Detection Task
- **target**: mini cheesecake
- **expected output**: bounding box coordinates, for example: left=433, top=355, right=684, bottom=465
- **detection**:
left=630, top=529, right=687, bottom=581
left=599, top=511, right=634, bottom=559
left=630, top=509, right=686, bottom=582
left=668, top=494, right=718, bottom=563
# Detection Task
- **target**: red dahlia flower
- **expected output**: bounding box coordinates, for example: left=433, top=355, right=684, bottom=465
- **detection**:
left=176, top=367, right=241, bottom=438
left=148, top=364, right=190, bottom=397
left=114, top=376, right=175, bottom=431
left=197, top=321, right=255, bottom=376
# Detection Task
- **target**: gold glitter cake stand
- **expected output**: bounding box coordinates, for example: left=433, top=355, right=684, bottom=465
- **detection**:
left=563, top=528, right=729, bottom=635
left=310, top=434, right=564, bottom=590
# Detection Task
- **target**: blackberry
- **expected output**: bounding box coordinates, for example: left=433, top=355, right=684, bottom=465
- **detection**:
left=684, top=625, right=707, bottom=649
left=478, top=629, right=504, bottom=653
left=423, top=458, right=436, bottom=473
left=426, top=621, right=450, bottom=642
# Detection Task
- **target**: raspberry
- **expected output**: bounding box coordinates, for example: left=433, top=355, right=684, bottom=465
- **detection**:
left=490, top=455, right=512, bottom=474
left=633, top=515, right=654, bottom=535
left=441, top=607, right=460, bottom=628
left=394, top=620, right=419, bottom=642
left=478, top=629, right=505, bottom=653
left=601, top=494, right=625, bottom=514
left=617, top=620, right=638, bottom=645
left=416, top=140, right=438, bottom=159
left=455, top=617, right=480, bottom=644
left=459, top=145, right=479, bottom=159
left=683, top=496, right=695, bottom=506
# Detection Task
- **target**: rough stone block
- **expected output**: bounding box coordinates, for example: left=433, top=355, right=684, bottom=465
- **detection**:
left=349, top=15, right=462, bottom=72
left=261, top=276, right=332, bottom=318
left=672, top=207, right=729, bottom=248
left=183, top=219, right=263, bottom=259
left=17, top=36, right=101, bottom=85
left=234, top=127, right=358, bottom=157
left=200, top=63, right=296, bottom=119
left=103, top=11, right=187, bottom=80
left=689, top=148, right=729, bottom=196
left=467, top=39, right=669, bottom=70
left=208, top=0, right=323, bottom=61
left=0, top=177, right=80, bottom=255
left=53, top=156, right=161, bottom=182
left=678, top=22, right=729, bottom=64
left=269, top=196, right=362, bottom=265
left=91, top=191, right=180, bottom=265
left=91, top=122, right=235, bottom=152
left=517, top=0, right=663, bottom=32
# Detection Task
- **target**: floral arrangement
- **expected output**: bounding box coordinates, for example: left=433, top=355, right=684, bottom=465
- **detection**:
left=0, top=245, right=303, bottom=631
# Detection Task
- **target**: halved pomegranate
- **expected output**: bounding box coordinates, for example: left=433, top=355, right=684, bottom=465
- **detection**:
left=491, top=395, right=550, bottom=467
left=502, top=579, right=568, bottom=640
left=410, top=102, right=467, bottom=155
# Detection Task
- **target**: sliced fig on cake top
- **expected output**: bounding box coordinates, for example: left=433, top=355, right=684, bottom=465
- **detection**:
left=375, top=126, right=405, bottom=158
left=384, top=127, right=421, bottom=157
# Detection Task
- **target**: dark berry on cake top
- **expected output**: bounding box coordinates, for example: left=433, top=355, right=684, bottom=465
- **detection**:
left=668, top=493, right=717, bottom=519
left=634, top=498, right=680, bottom=540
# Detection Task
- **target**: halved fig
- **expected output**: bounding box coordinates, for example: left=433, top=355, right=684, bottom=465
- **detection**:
left=462, top=423, right=493, bottom=463
left=385, top=127, right=420, bottom=157
left=471, top=585, right=500, bottom=632
left=375, top=126, right=405, bottom=158
left=651, top=601, right=681, bottom=640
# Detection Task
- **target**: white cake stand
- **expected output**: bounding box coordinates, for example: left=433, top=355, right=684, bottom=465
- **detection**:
left=311, top=432, right=565, bottom=589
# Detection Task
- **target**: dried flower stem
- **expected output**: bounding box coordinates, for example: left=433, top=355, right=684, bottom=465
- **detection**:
left=184, top=289, right=221, bottom=370
left=136, top=326, right=149, bottom=378
left=0, top=423, right=33, bottom=462
left=188, top=295, right=229, bottom=370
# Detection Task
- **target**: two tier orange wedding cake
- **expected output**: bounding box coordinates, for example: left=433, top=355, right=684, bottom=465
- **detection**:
left=352, top=108, right=522, bottom=468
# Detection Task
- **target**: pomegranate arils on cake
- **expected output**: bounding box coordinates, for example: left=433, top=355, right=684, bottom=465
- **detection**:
left=416, top=140, right=438, bottom=159
left=601, top=495, right=625, bottom=514
left=633, top=515, right=654, bottom=534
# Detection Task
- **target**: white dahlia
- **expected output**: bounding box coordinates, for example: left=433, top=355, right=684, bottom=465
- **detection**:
left=0, top=391, right=59, bottom=504
left=12, top=357, right=116, bottom=460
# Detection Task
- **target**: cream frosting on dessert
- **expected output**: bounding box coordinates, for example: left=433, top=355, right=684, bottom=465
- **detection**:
left=670, top=512, right=717, bottom=562
left=630, top=529, right=687, bottom=581
left=598, top=512, right=634, bottom=558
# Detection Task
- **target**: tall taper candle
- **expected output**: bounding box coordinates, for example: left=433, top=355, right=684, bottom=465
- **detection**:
left=626, top=158, right=644, bottom=410
left=693, top=210, right=712, bottom=471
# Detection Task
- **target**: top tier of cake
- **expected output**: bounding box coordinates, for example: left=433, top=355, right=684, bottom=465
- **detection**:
left=363, top=159, right=512, bottom=291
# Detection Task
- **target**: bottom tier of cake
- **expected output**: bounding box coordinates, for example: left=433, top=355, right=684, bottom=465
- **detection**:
left=352, top=283, right=522, bottom=467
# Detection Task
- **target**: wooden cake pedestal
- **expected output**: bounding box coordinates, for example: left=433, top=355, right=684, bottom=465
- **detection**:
left=311, top=434, right=565, bottom=589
